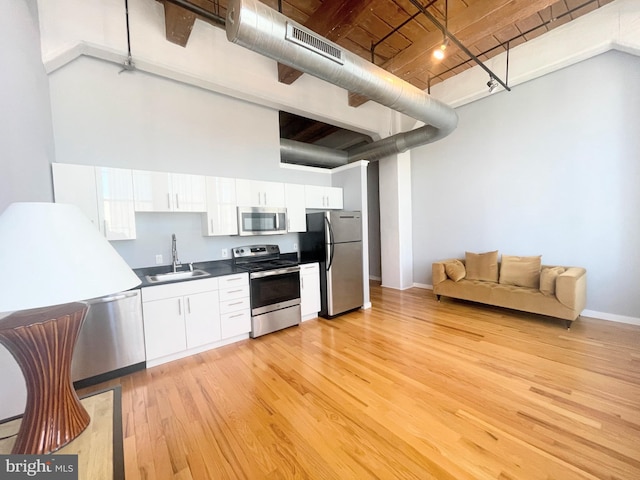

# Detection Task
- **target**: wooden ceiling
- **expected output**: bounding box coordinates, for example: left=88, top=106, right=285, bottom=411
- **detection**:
left=158, top=0, right=613, bottom=145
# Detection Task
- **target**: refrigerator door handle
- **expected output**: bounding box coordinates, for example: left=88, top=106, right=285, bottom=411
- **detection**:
left=325, top=216, right=335, bottom=271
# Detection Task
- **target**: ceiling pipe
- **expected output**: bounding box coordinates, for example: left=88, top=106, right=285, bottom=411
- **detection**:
left=225, top=0, right=458, bottom=167
left=280, top=139, right=348, bottom=167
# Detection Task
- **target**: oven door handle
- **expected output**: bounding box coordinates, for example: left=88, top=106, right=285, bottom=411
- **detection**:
left=250, top=266, right=300, bottom=279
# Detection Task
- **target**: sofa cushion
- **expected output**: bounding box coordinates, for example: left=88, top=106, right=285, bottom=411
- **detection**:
left=465, top=251, right=499, bottom=282
left=540, top=266, right=566, bottom=296
left=444, top=260, right=466, bottom=282
left=499, top=255, right=542, bottom=289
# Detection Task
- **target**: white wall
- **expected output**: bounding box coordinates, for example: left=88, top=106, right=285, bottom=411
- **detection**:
left=47, top=55, right=340, bottom=267
left=0, top=0, right=55, bottom=212
left=411, top=50, right=640, bottom=320
left=0, top=0, right=54, bottom=421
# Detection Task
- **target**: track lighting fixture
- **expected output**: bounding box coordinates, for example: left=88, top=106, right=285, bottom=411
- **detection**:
left=487, top=77, right=498, bottom=93
left=433, top=37, right=449, bottom=60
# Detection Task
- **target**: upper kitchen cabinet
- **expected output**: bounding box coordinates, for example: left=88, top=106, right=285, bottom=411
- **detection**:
left=52, top=163, right=100, bottom=228
left=285, top=183, right=306, bottom=233
left=97, top=166, right=137, bottom=240
left=202, top=176, right=238, bottom=236
left=235, top=179, right=285, bottom=207
left=133, top=170, right=206, bottom=213
left=304, top=185, right=344, bottom=210
left=52, top=163, right=136, bottom=240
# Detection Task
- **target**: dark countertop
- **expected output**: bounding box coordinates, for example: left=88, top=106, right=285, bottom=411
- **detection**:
left=133, top=252, right=302, bottom=288
left=133, top=259, right=241, bottom=288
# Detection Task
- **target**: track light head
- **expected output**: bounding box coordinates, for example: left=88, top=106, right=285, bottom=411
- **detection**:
left=487, top=77, right=498, bottom=93
left=433, top=37, right=449, bottom=60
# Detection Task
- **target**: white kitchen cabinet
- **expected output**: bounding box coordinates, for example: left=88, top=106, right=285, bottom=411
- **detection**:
left=141, top=277, right=220, bottom=364
left=52, top=163, right=101, bottom=229
left=140, top=296, right=186, bottom=360
left=300, top=263, right=321, bottom=320
left=202, top=176, right=238, bottom=236
left=184, top=289, right=221, bottom=349
left=133, top=170, right=206, bottom=212
left=304, top=185, right=343, bottom=209
left=235, top=179, right=285, bottom=207
left=97, top=166, right=137, bottom=240
left=285, top=183, right=306, bottom=233
left=218, top=273, right=251, bottom=338
left=52, top=163, right=136, bottom=240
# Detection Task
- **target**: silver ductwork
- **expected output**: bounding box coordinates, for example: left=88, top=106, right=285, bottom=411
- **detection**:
left=226, top=0, right=458, bottom=167
left=280, top=139, right=348, bottom=167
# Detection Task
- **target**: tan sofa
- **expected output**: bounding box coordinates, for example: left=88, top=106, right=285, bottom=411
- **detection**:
left=432, top=253, right=586, bottom=328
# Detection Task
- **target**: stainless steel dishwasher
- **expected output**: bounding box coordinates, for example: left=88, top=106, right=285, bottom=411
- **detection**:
left=71, top=289, right=146, bottom=388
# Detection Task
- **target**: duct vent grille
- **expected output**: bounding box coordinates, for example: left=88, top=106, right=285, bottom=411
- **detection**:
left=285, top=23, right=344, bottom=64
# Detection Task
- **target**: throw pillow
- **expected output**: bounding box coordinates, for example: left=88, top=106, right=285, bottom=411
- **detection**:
left=465, top=251, right=499, bottom=282
left=445, top=260, right=466, bottom=282
left=499, top=254, right=542, bottom=289
left=539, top=266, right=566, bottom=296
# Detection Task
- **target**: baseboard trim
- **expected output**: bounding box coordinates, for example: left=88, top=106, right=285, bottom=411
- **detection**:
left=582, top=310, right=640, bottom=326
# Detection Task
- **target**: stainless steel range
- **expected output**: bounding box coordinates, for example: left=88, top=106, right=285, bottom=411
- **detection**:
left=233, top=245, right=301, bottom=338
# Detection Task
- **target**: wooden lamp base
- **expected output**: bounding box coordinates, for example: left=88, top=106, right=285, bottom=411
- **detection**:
left=0, top=302, right=91, bottom=454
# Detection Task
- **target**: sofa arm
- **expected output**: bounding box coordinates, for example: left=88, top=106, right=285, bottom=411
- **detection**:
left=556, top=267, right=587, bottom=313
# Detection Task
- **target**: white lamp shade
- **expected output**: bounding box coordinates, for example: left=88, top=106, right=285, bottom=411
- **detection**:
left=0, top=202, right=141, bottom=313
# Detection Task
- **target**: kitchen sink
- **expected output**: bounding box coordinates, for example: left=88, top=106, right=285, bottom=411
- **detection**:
left=145, top=269, right=210, bottom=283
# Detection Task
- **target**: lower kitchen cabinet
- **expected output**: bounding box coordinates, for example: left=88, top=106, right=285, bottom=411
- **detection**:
left=184, top=290, right=221, bottom=348
left=141, top=274, right=249, bottom=367
left=140, top=296, right=187, bottom=360
left=300, top=263, right=321, bottom=321
left=141, top=277, right=220, bottom=365
left=218, top=273, right=251, bottom=338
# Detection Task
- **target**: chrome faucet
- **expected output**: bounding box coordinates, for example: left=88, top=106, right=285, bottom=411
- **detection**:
left=171, top=233, right=181, bottom=272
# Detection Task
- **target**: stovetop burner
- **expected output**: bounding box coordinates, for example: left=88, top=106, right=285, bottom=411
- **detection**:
left=235, top=259, right=298, bottom=272
left=232, top=244, right=298, bottom=272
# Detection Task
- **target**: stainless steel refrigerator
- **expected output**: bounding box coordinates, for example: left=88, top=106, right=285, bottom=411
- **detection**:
left=300, top=211, right=364, bottom=318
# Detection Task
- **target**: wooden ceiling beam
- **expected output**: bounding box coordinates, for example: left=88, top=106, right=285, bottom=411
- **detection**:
left=161, top=0, right=197, bottom=47
left=158, top=0, right=226, bottom=47
left=278, top=0, right=376, bottom=84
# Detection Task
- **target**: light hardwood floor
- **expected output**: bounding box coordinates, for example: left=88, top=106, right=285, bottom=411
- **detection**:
left=80, top=282, right=640, bottom=479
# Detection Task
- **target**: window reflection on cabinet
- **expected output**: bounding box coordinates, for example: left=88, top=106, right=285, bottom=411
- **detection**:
left=52, top=163, right=136, bottom=240
left=202, top=176, right=238, bottom=236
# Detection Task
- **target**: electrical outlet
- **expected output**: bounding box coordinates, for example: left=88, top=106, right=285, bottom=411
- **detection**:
left=221, top=248, right=228, bottom=258
left=155, top=254, right=163, bottom=265
left=293, top=243, right=298, bottom=251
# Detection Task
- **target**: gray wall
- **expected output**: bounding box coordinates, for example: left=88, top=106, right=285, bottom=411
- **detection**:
left=47, top=56, right=336, bottom=267
left=411, top=50, right=640, bottom=318
left=0, top=0, right=55, bottom=212
left=367, top=162, right=381, bottom=280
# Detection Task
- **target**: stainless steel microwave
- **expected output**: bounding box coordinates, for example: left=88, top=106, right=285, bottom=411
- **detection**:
left=237, top=207, right=287, bottom=236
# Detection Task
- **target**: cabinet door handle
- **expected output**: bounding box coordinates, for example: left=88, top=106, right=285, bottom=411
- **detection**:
left=178, top=298, right=182, bottom=315
left=167, top=193, right=171, bottom=209
left=227, top=289, right=243, bottom=294
left=175, top=194, right=180, bottom=210
left=228, top=313, right=244, bottom=319
left=228, top=301, right=243, bottom=306
left=210, top=219, right=214, bottom=233
left=301, top=277, right=304, bottom=289
left=187, top=297, right=191, bottom=314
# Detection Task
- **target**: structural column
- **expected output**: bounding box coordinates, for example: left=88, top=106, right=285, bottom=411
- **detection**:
left=379, top=151, right=413, bottom=290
